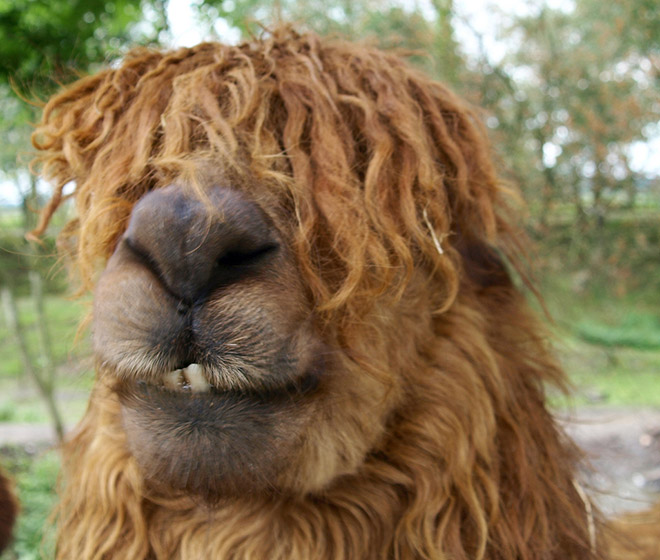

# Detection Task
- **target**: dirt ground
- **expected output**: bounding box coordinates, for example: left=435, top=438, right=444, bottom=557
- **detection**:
left=559, top=407, right=660, bottom=516
left=2, top=406, right=660, bottom=517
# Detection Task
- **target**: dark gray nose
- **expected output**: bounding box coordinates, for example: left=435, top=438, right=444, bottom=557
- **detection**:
left=121, top=185, right=278, bottom=303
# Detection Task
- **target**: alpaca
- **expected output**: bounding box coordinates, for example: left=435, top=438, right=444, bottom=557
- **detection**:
left=32, top=27, right=607, bottom=559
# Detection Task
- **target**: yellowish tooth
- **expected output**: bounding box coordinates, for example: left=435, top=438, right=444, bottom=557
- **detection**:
left=182, top=363, right=211, bottom=393
left=163, top=369, right=183, bottom=390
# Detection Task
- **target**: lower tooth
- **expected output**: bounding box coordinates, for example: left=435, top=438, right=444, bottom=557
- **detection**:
left=163, top=369, right=183, bottom=390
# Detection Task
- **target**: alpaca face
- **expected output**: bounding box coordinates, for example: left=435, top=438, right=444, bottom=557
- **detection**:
left=33, top=27, right=501, bottom=509
left=92, top=180, right=396, bottom=500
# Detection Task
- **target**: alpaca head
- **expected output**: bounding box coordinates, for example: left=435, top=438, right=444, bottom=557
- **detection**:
left=33, top=28, right=598, bottom=560
left=34, top=28, right=515, bottom=502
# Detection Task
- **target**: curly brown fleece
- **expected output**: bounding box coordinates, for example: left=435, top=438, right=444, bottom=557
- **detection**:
left=32, top=27, right=607, bottom=560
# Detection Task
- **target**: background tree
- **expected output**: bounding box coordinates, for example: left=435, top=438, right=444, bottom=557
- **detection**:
left=0, top=0, right=167, bottom=230
left=194, top=0, right=465, bottom=82
left=462, top=1, right=659, bottom=239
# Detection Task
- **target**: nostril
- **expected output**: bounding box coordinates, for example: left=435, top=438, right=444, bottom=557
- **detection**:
left=123, top=236, right=195, bottom=305
left=124, top=238, right=165, bottom=283
left=215, top=243, right=279, bottom=269
left=206, top=243, right=279, bottom=293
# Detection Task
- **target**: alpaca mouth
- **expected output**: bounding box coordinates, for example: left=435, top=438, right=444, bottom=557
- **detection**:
left=130, top=362, right=320, bottom=401
left=161, top=363, right=212, bottom=394
left=117, top=359, right=321, bottom=499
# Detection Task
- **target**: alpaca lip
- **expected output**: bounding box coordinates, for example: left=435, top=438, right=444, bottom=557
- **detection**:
left=161, top=363, right=212, bottom=393
left=136, top=365, right=320, bottom=401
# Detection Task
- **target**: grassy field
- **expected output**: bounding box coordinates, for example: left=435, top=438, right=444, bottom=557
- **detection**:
left=0, top=294, right=93, bottom=427
left=1, top=293, right=90, bottom=559
left=540, top=270, right=660, bottom=407
left=1, top=448, right=57, bottom=560
left=551, top=331, right=660, bottom=407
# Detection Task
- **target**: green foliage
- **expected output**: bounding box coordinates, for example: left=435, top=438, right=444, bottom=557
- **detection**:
left=0, top=0, right=157, bottom=92
left=0, top=0, right=164, bottom=191
left=576, top=0, right=660, bottom=58
left=534, top=207, right=660, bottom=302
left=469, top=0, right=660, bottom=234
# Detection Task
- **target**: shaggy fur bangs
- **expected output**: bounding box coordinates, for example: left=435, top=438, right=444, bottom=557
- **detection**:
left=32, top=28, right=514, bottom=323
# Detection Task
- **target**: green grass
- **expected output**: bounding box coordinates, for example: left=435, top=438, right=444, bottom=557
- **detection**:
left=0, top=293, right=89, bottom=559
left=0, top=295, right=90, bottom=380
left=0, top=291, right=88, bottom=557
left=2, top=447, right=58, bottom=560
left=0, top=383, right=91, bottom=425
left=574, top=311, right=660, bottom=350
left=0, top=292, right=93, bottom=429
left=538, top=266, right=660, bottom=408
left=550, top=331, right=660, bottom=407
left=0, top=207, right=25, bottom=230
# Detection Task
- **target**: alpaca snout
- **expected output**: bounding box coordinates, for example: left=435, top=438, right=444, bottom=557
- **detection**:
left=121, top=184, right=280, bottom=304
left=92, top=179, right=312, bottom=393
